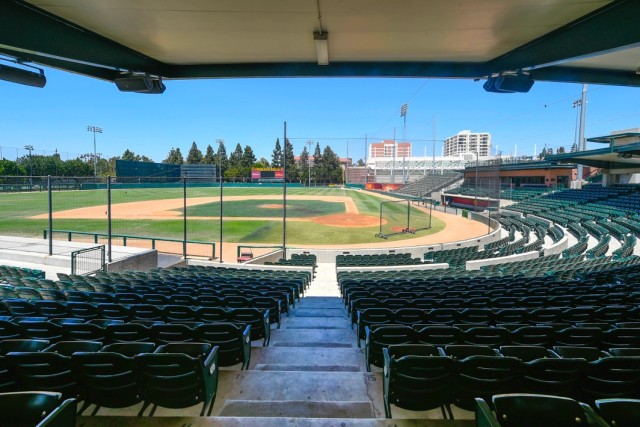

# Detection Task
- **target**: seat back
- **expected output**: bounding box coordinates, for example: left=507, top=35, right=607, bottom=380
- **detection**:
left=385, top=352, right=455, bottom=413
left=0, top=391, right=74, bottom=427
left=134, top=347, right=218, bottom=415
left=71, top=352, right=141, bottom=410
left=5, top=352, right=77, bottom=398
left=492, top=394, right=593, bottom=427
left=595, top=398, right=640, bottom=427
left=455, top=355, right=521, bottom=410
left=522, top=358, right=587, bottom=399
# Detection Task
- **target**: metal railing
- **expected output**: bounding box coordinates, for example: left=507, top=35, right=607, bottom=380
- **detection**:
left=71, top=245, right=105, bottom=275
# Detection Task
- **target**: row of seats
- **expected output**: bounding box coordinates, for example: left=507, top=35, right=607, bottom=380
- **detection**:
left=2, top=293, right=284, bottom=326
left=0, top=304, right=271, bottom=344
left=2, top=280, right=301, bottom=305
left=381, top=343, right=640, bottom=418
left=363, top=324, right=640, bottom=363
left=345, top=292, right=637, bottom=313
left=354, top=307, right=638, bottom=335
left=336, top=253, right=423, bottom=267
left=0, top=340, right=219, bottom=416
left=0, top=319, right=252, bottom=367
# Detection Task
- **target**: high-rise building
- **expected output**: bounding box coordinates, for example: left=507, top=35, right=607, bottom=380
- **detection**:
left=443, top=130, right=491, bottom=157
left=369, top=140, right=411, bottom=158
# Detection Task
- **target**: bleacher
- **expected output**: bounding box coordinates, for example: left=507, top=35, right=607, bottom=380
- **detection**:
left=391, top=172, right=463, bottom=198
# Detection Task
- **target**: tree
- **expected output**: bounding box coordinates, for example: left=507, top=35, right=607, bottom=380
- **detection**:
left=271, top=138, right=282, bottom=168
left=241, top=145, right=257, bottom=180
left=356, top=158, right=365, bottom=166
left=229, top=143, right=243, bottom=168
left=186, top=141, right=204, bottom=164
left=122, top=149, right=137, bottom=161
left=242, top=145, right=256, bottom=169
left=254, top=157, right=270, bottom=169
left=163, top=148, right=184, bottom=164
left=299, top=146, right=310, bottom=185
left=284, top=138, right=298, bottom=182
left=570, top=142, right=579, bottom=153
left=203, top=145, right=216, bottom=164
left=312, top=142, right=322, bottom=184
left=321, top=145, right=342, bottom=184
left=557, top=146, right=566, bottom=154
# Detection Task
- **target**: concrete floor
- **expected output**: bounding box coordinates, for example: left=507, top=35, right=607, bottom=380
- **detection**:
left=77, top=262, right=475, bottom=426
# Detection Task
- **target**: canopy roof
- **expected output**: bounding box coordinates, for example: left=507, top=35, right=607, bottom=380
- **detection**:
left=1, top=0, right=639, bottom=86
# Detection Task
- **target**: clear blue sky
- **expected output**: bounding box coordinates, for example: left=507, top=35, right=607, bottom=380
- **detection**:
left=1, top=65, right=639, bottom=164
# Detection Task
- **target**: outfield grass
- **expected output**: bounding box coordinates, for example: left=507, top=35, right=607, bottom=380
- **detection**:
left=0, top=187, right=445, bottom=245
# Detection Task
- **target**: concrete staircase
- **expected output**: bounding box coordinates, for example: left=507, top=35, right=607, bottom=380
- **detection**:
left=78, top=263, right=474, bottom=426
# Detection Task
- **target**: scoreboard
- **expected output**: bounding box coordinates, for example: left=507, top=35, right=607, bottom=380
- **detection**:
left=251, top=169, right=284, bottom=180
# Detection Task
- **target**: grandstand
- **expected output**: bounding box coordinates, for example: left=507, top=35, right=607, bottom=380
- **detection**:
left=390, top=172, right=463, bottom=198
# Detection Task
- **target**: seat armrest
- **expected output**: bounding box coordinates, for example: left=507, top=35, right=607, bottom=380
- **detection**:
left=579, top=402, right=610, bottom=427
left=241, top=325, right=252, bottom=369
left=40, top=397, right=77, bottom=427
left=364, top=326, right=372, bottom=372
left=475, top=398, right=501, bottom=427
left=382, top=347, right=392, bottom=418
left=262, top=309, right=271, bottom=346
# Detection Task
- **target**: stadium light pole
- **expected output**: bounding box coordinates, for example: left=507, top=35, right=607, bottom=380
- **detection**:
left=24, top=145, right=33, bottom=186
left=86, top=125, right=102, bottom=182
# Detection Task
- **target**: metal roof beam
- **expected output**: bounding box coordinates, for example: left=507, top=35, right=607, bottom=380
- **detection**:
left=0, top=0, right=165, bottom=78
left=487, top=0, right=640, bottom=72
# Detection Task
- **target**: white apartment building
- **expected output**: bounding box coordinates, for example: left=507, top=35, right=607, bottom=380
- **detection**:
left=444, top=130, right=491, bottom=157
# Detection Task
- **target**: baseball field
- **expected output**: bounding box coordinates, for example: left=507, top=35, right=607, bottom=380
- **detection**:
left=0, top=186, right=487, bottom=258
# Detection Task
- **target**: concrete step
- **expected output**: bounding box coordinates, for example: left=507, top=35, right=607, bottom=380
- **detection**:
left=77, top=416, right=474, bottom=426
left=296, top=296, right=344, bottom=309
left=214, top=371, right=378, bottom=409
left=269, top=328, right=355, bottom=345
left=252, top=364, right=359, bottom=372
left=218, top=400, right=375, bottom=418
left=283, top=316, right=350, bottom=328
left=249, top=347, right=364, bottom=370
left=290, top=308, right=346, bottom=317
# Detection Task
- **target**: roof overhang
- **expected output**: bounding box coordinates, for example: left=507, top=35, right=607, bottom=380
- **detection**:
left=548, top=141, right=640, bottom=171
left=0, top=0, right=639, bottom=87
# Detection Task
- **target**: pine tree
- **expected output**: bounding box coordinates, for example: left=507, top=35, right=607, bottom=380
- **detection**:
left=557, top=146, right=566, bottom=154
left=570, top=142, right=579, bottom=153
left=203, top=145, right=216, bottom=164
left=284, top=138, right=298, bottom=182
left=122, top=149, right=137, bottom=161
left=186, top=141, right=204, bottom=164
left=242, top=145, right=256, bottom=168
left=299, top=146, right=310, bottom=185
left=271, top=138, right=282, bottom=168
left=312, top=142, right=322, bottom=184
left=163, top=148, right=184, bottom=164
left=229, top=143, right=243, bottom=167
left=322, top=145, right=342, bottom=184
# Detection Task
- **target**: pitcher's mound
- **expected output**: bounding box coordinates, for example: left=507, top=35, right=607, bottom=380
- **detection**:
left=311, top=213, right=382, bottom=228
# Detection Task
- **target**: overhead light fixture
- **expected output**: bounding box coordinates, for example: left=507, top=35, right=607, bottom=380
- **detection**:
left=483, top=72, right=534, bottom=93
left=0, top=58, right=46, bottom=88
left=314, top=31, right=329, bottom=66
left=114, top=74, right=166, bottom=94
